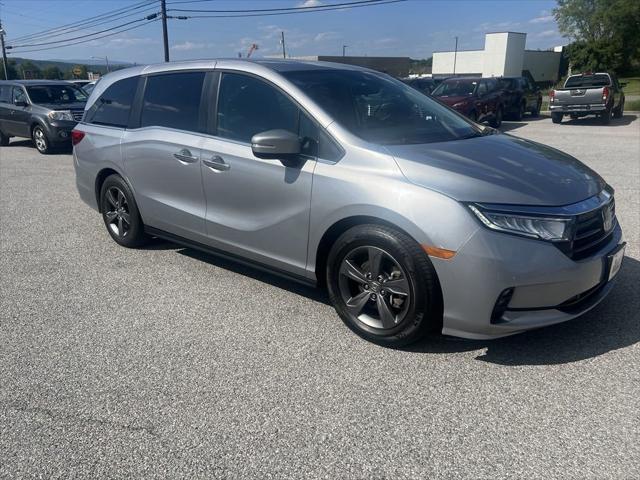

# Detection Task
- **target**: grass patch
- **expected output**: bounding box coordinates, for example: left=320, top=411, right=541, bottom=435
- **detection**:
left=541, top=100, right=550, bottom=111
left=620, top=77, right=640, bottom=95
left=626, top=99, right=640, bottom=111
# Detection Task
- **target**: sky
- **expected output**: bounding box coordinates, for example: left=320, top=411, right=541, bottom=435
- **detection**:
left=0, top=0, right=565, bottom=64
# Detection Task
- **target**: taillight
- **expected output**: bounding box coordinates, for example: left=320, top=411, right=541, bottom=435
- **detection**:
left=71, top=129, right=85, bottom=146
left=602, top=86, right=609, bottom=102
left=549, top=89, right=555, bottom=102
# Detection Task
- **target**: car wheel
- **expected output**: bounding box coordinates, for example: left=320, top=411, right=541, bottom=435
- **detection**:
left=600, top=107, right=612, bottom=125
left=32, top=125, right=51, bottom=154
left=0, top=129, right=9, bottom=146
left=531, top=99, right=542, bottom=117
left=613, top=100, right=624, bottom=119
left=489, top=107, right=503, bottom=128
left=326, top=224, right=442, bottom=347
left=551, top=112, right=563, bottom=124
left=515, top=101, right=525, bottom=121
left=99, top=174, right=149, bottom=248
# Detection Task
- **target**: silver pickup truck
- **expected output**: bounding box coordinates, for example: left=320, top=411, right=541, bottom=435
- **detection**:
left=549, top=72, right=625, bottom=125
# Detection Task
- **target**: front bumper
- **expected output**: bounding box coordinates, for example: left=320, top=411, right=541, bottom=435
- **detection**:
left=45, top=120, right=78, bottom=144
left=432, top=222, right=623, bottom=339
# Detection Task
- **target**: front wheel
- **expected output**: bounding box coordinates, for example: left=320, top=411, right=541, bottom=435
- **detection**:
left=551, top=112, right=563, bottom=124
left=99, top=174, right=149, bottom=248
left=32, top=125, right=51, bottom=154
left=0, top=129, right=9, bottom=146
left=326, top=224, right=442, bottom=347
left=489, top=107, right=503, bottom=128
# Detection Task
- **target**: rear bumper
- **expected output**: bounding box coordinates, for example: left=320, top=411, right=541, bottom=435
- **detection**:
left=549, top=104, right=607, bottom=113
left=432, top=222, right=624, bottom=339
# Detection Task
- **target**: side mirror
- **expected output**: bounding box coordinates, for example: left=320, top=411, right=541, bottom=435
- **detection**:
left=251, top=129, right=301, bottom=159
left=14, top=100, right=28, bottom=107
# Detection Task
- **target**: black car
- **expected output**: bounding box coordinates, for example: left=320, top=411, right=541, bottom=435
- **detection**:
left=497, top=76, right=542, bottom=120
left=402, top=77, right=439, bottom=95
left=0, top=80, right=87, bottom=153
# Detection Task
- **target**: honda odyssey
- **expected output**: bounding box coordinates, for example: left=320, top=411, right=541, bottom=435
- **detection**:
left=73, top=60, right=624, bottom=346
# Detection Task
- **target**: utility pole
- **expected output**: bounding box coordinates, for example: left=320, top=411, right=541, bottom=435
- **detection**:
left=453, top=36, right=458, bottom=75
left=160, top=0, right=169, bottom=62
left=0, top=21, right=8, bottom=80
left=342, top=45, right=348, bottom=57
left=281, top=31, right=286, bottom=59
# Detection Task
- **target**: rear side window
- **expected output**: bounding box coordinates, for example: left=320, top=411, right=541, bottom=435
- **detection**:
left=87, top=76, right=138, bottom=128
left=140, top=72, right=205, bottom=132
left=216, top=72, right=298, bottom=143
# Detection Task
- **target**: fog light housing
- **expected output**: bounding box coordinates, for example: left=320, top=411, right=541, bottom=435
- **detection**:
left=59, top=131, right=68, bottom=138
left=491, top=287, right=514, bottom=324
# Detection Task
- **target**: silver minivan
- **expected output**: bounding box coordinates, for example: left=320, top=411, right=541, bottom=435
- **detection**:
left=73, top=60, right=624, bottom=346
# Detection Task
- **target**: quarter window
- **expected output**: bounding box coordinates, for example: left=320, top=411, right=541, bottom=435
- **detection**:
left=140, top=71, right=205, bottom=132
left=13, top=87, right=27, bottom=104
left=87, top=76, right=138, bottom=128
left=216, top=73, right=298, bottom=143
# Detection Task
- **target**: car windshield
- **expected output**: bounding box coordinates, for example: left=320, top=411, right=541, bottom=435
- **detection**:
left=431, top=80, right=477, bottom=97
left=498, top=78, right=517, bottom=89
left=283, top=69, right=480, bottom=145
left=564, top=74, right=610, bottom=88
left=26, top=84, right=88, bottom=105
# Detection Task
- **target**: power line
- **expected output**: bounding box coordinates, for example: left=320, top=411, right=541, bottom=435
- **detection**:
left=8, top=18, right=159, bottom=54
left=7, top=0, right=156, bottom=43
left=167, top=0, right=401, bottom=13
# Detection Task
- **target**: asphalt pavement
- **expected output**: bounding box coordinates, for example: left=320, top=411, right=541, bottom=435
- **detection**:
left=1, top=114, right=639, bottom=479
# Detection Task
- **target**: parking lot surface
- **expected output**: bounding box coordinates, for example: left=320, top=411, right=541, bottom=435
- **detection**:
left=1, top=115, right=639, bottom=479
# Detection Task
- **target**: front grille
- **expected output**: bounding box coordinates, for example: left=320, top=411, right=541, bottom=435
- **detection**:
left=560, top=197, right=616, bottom=260
left=71, top=110, right=84, bottom=121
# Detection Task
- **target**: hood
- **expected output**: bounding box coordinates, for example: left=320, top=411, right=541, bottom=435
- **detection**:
left=434, top=95, right=472, bottom=107
left=387, top=133, right=605, bottom=206
left=39, top=103, right=86, bottom=111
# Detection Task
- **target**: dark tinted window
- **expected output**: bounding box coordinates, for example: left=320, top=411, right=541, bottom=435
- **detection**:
left=87, top=76, right=138, bottom=128
left=565, top=74, right=611, bottom=88
left=26, top=84, right=87, bottom=105
left=477, top=81, right=487, bottom=96
left=284, top=69, right=479, bottom=145
left=13, top=87, right=27, bottom=104
left=217, top=73, right=298, bottom=143
left=141, top=72, right=205, bottom=132
left=432, top=79, right=478, bottom=97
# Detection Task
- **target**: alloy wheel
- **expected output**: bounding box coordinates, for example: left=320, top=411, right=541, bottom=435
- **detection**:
left=104, top=186, right=131, bottom=238
left=337, top=246, right=412, bottom=330
left=33, top=127, right=47, bottom=152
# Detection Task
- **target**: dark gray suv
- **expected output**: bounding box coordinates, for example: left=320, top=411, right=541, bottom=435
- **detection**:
left=0, top=80, right=87, bottom=153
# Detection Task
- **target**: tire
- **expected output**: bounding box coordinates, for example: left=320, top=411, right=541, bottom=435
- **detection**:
left=32, top=125, right=51, bottom=154
left=531, top=99, right=542, bottom=117
left=551, top=112, right=563, bottom=124
left=99, top=174, right=149, bottom=248
left=489, top=107, right=503, bottom=128
left=613, top=99, right=624, bottom=119
left=326, top=224, right=442, bottom=347
left=0, top=129, right=9, bottom=146
left=600, top=107, right=612, bottom=125
left=514, top=101, right=526, bottom=121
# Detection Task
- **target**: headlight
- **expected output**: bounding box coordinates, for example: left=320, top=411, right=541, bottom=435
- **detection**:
left=48, top=110, right=74, bottom=121
left=468, top=205, right=574, bottom=241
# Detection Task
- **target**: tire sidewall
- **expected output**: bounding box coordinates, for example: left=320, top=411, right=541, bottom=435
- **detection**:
left=326, top=225, right=440, bottom=347
left=100, top=175, right=146, bottom=248
left=32, top=125, right=50, bottom=154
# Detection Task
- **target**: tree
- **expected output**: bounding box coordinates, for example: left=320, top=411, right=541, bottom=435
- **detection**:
left=0, top=59, right=18, bottom=79
left=42, top=66, right=63, bottom=80
left=19, top=61, right=41, bottom=79
left=554, top=0, right=640, bottom=74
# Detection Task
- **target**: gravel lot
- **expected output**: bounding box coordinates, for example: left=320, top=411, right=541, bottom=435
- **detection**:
left=1, top=114, right=639, bottom=479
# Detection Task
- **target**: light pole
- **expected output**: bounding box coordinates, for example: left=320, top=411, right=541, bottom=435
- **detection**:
left=342, top=45, right=348, bottom=57
left=453, top=36, right=458, bottom=75
left=91, top=55, right=110, bottom=73
left=0, top=23, right=8, bottom=80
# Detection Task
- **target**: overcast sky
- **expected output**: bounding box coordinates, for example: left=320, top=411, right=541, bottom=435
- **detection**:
left=1, top=0, right=565, bottom=63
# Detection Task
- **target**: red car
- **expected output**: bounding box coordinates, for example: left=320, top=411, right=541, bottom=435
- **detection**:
left=431, top=77, right=503, bottom=127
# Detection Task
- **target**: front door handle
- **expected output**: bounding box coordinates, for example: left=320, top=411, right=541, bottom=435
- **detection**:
left=203, top=155, right=230, bottom=171
left=173, top=149, right=199, bottom=164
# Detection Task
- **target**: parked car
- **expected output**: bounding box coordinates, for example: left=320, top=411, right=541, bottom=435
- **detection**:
left=0, top=80, right=87, bottom=153
left=70, top=80, right=92, bottom=88
left=549, top=72, right=625, bottom=124
left=82, top=80, right=98, bottom=95
left=73, top=60, right=623, bottom=346
left=401, top=77, right=438, bottom=95
left=498, top=76, right=542, bottom=120
left=431, top=77, right=504, bottom=127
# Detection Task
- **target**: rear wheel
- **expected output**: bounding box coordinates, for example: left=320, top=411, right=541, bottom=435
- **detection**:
left=551, top=112, right=563, bottom=124
left=0, top=129, right=9, bottom=146
left=514, top=101, right=526, bottom=121
left=531, top=99, right=542, bottom=117
left=99, top=174, right=149, bottom=248
left=600, top=106, right=612, bottom=125
left=326, top=224, right=442, bottom=347
left=489, top=107, right=503, bottom=128
left=32, top=125, right=51, bottom=154
left=613, top=99, right=624, bottom=119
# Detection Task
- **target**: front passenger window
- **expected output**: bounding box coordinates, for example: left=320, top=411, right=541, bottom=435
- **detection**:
left=216, top=73, right=298, bottom=143
left=13, top=87, right=27, bottom=104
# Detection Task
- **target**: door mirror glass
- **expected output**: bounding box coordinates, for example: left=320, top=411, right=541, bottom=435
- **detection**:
left=251, top=129, right=301, bottom=158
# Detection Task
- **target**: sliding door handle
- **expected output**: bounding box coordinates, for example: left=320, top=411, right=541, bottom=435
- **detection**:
left=173, top=149, right=199, bottom=163
left=203, top=155, right=230, bottom=171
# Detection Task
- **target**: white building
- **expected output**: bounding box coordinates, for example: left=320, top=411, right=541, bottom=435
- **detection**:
left=432, top=32, right=563, bottom=83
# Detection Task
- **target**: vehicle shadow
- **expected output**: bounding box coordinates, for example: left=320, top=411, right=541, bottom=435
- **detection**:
left=407, top=255, right=640, bottom=366
left=3, top=139, right=72, bottom=153
left=560, top=114, right=637, bottom=127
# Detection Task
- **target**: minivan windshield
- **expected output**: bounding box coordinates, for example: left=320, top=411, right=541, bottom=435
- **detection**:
left=283, top=69, right=480, bottom=145
left=431, top=80, right=478, bottom=97
left=26, top=84, right=88, bottom=105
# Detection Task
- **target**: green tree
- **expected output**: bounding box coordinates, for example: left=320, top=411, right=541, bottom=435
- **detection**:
left=19, top=61, right=41, bottom=79
left=0, top=59, right=18, bottom=79
left=42, top=65, right=63, bottom=80
left=71, top=64, right=88, bottom=79
left=554, top=0, right=640, bottom=74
